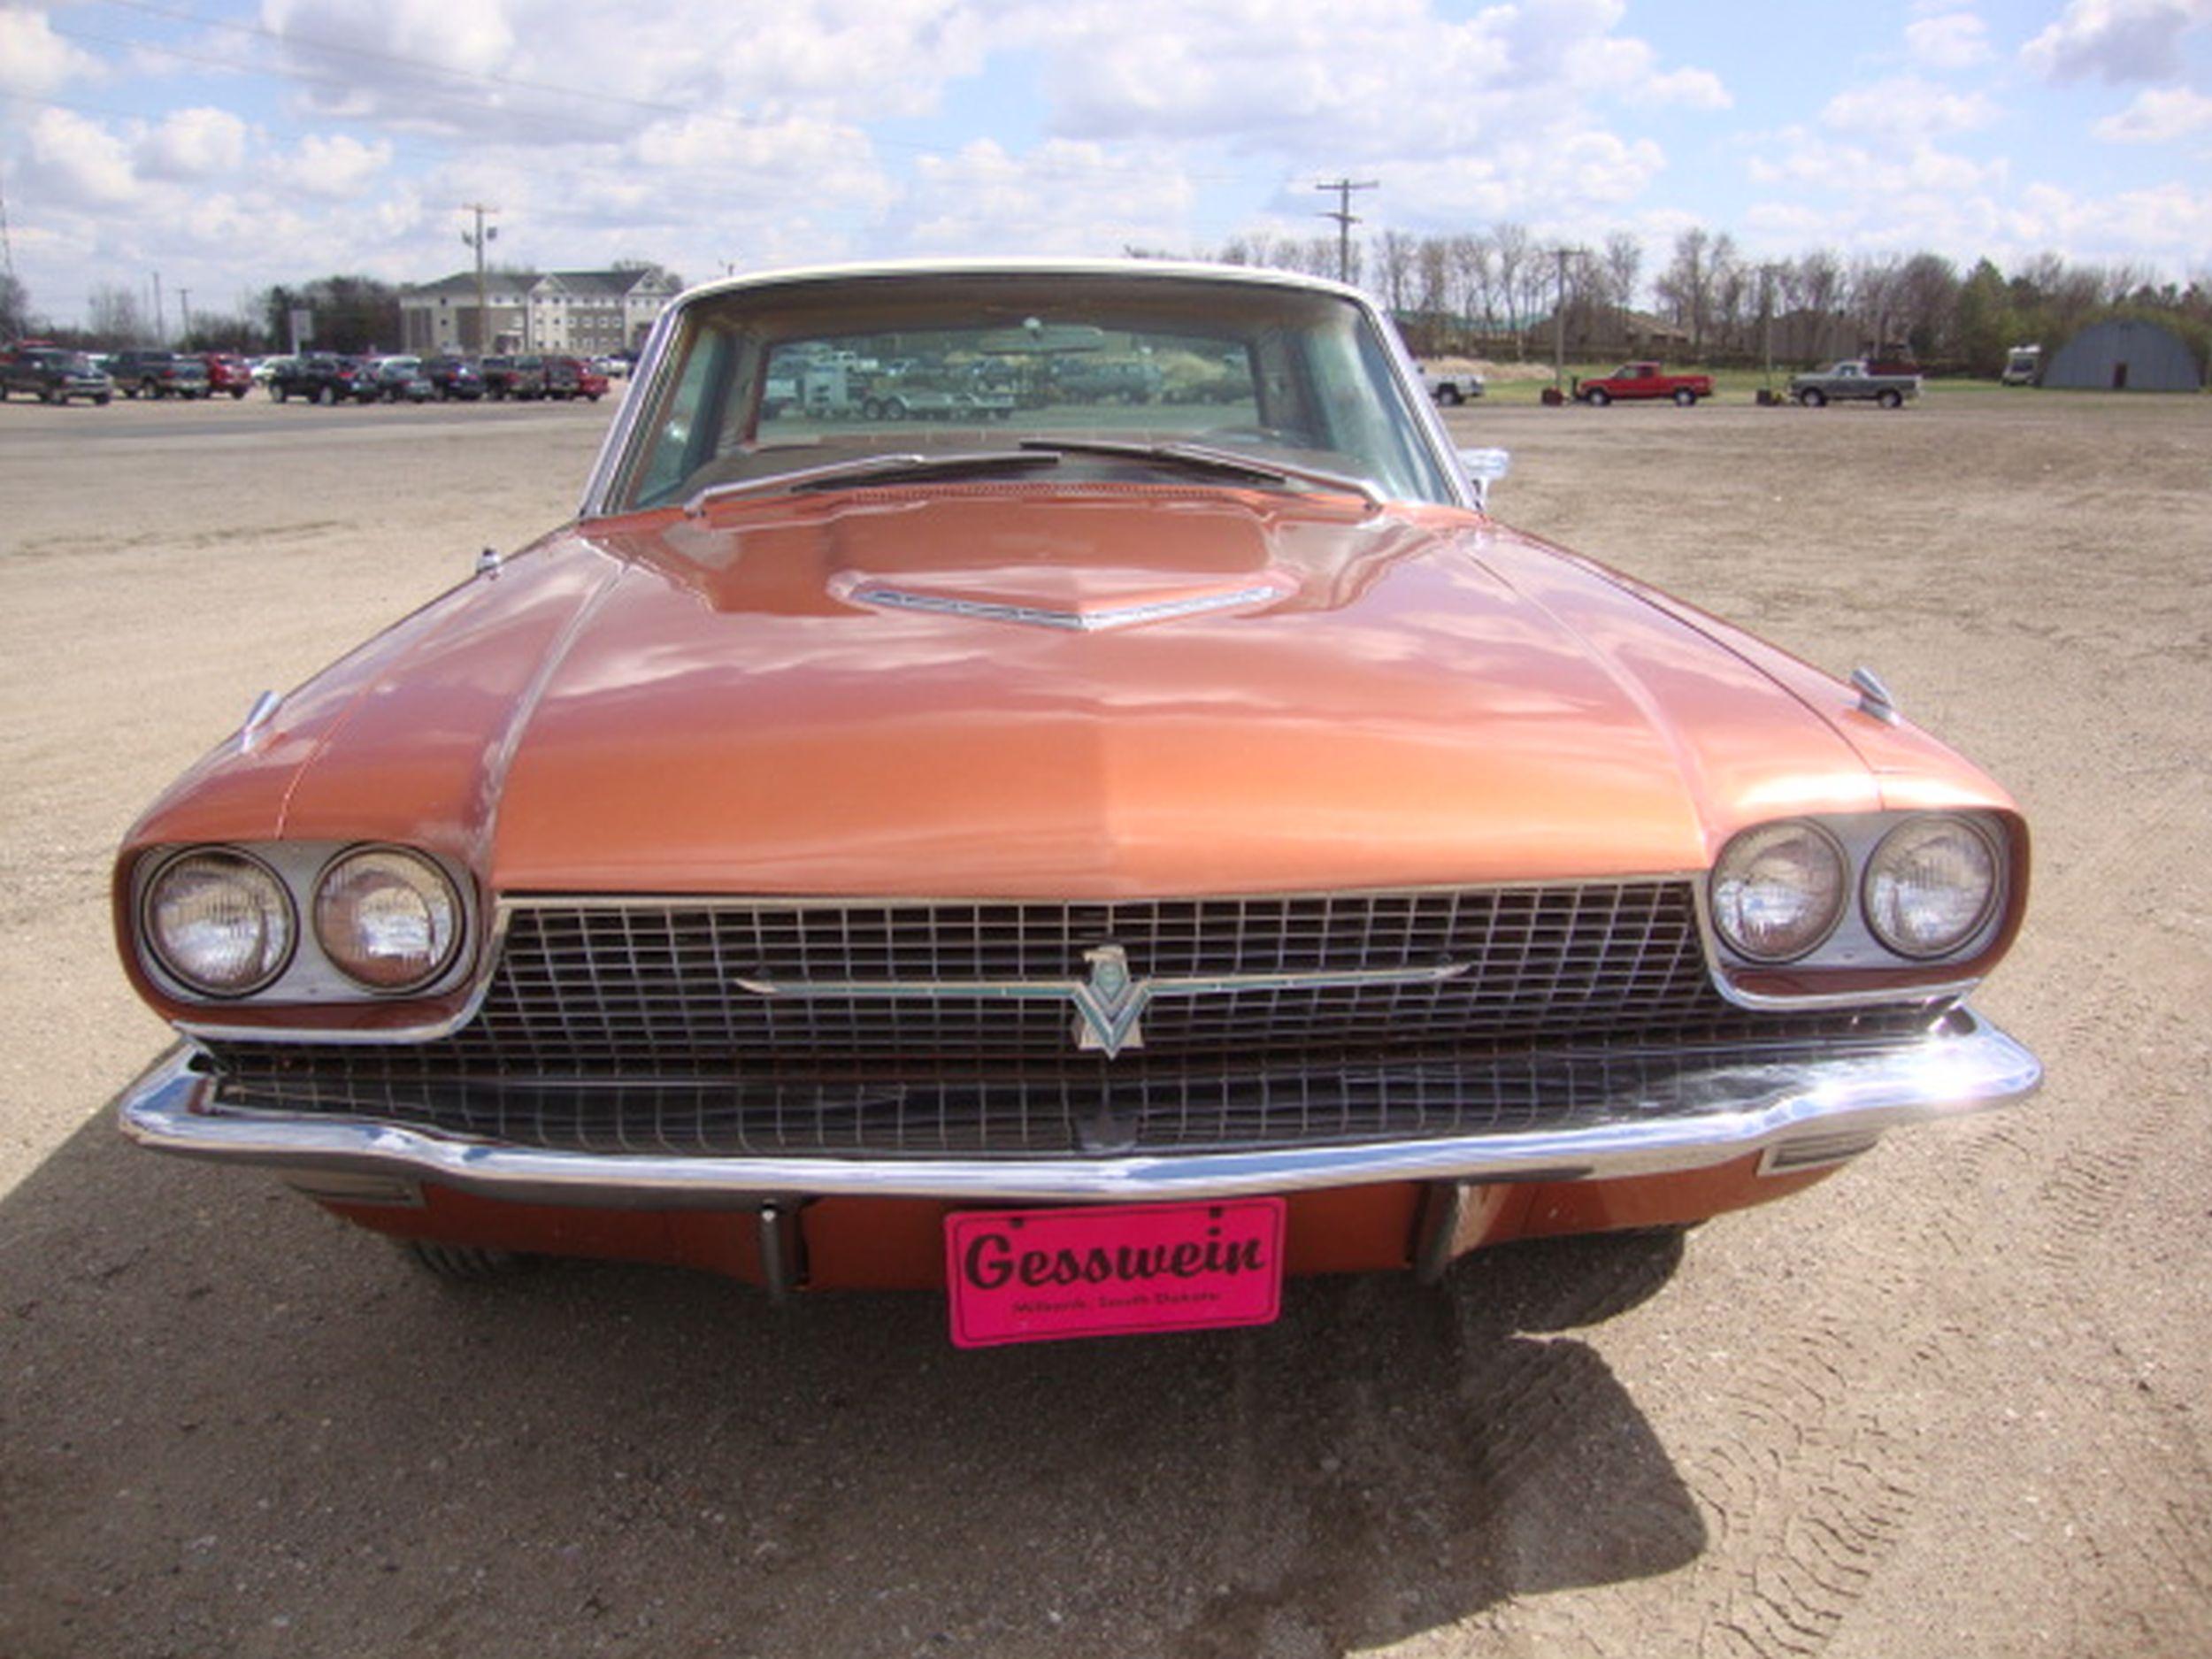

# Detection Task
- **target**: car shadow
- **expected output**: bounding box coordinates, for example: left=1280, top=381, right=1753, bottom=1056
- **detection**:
left=2, top=1090, right=1702, bottom=1659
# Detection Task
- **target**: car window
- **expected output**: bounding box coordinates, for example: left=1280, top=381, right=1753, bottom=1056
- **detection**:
left=613, top=273, right=1455, bottom=512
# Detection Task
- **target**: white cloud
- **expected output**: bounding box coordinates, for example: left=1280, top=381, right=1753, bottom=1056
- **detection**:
left=0, top=8, right=101, bottom=96
left=1821, top=76, right=1998, bottom=144
left=135, top=109, right=251, bottom=183
left=2021, top=0, right=2212, bottom=85
left=277, top=134, right=394, bottom=198
left=2094, top=84, right=2212, bottom=139
left=23, top=111, right=141, bottom=208
left=1905, top=12, right=1993, bottom=70
left=903, top=140, right=1195, bottom=255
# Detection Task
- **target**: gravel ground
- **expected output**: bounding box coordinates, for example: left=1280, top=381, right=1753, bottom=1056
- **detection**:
left=2, top=387, right=2208, bottom=1658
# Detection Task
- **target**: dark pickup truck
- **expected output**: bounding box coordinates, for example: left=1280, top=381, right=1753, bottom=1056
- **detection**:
left=108, top=350, right=211, bottom=399
left=1, top=346, right=113, bottom=404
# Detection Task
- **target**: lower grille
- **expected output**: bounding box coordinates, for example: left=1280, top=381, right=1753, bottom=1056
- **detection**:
left=202, top=886, right=1945, bottom=1157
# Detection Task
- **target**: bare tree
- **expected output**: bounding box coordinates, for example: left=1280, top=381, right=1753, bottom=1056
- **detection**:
left=1449, top=233, right=1496, bottom=334
left=1416, top=237, right=1451, bottom=318
left=1601, top=232, right=1642, bottom=344
left=1848, top=254, right=1905, bottom=349
left=1492, top=222, right=1531, bottom=352
left=0, top=273, right=32, bottom=341
left=1654, top=228, right=1716, bottom=354
left=1373, top=230, right=1418, bottom=314
left=87, top=283, right=152, bottom=345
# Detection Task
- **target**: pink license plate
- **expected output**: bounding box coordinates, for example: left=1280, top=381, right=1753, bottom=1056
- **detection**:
left=944, top=1198, right=1287, bottom=1348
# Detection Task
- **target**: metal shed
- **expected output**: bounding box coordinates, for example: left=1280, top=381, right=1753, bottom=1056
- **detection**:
left=2040, top=319, right=2204, bottom=391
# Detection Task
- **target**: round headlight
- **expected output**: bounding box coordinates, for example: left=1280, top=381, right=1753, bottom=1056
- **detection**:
left=1711, top=821, right=1848, bottom=963
left=1864, top=816, right=2000, bottom=959
left=143, top=849, right=296, bottom=996
left=313, top=848, right=463, bottom=993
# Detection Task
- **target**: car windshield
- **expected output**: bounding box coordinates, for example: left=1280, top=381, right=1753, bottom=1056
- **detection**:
left=608, top=270, right=1455, bottom=513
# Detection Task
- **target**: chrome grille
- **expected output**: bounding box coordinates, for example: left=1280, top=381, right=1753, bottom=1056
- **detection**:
left=202, top=884, right=1942, bottom=1156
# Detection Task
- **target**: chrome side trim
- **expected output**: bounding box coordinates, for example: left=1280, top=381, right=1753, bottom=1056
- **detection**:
left=116, top=1010, right=2040, bottom=1206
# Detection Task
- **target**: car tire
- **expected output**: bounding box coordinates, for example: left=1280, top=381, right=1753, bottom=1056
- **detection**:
left=1878, top=388, right=1903, bottom=409
left=1586, top=388, right=1610, bottom=406
left=1438, top=386, right=1463, bottom=407
left=884, top=399, right=908, bottom=420
left=860, top=397, right=884, bottom=420
left=95, top=394, right=111, bottom=406
left=1672, top=388, right=1697, bottom=406
left=231, top=387, right=247, bottom=399
left=1800, top=388, right=1827, bottom=407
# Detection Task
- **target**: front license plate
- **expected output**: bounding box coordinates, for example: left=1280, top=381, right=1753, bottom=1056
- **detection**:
left=944, top=1198, right=1287, bottom=1349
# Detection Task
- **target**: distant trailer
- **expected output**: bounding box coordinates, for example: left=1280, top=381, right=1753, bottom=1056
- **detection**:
left=2041, top=319, right=2204, bottom=392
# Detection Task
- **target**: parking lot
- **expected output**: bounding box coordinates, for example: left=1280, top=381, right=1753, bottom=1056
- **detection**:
left=3, top=388, right=2208, bottom=1657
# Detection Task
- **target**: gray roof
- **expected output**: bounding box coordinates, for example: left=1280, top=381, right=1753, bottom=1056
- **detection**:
left=404, top=268, right=677, bottom=301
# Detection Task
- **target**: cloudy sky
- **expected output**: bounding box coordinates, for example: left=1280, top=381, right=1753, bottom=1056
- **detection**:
left=4, top=0, right=2210, bottom=329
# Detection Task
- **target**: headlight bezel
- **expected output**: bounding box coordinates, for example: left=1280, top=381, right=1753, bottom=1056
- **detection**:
left=131, top=840, right=474, bottom=1007
left=1705, top=809, right=2016, bottom=995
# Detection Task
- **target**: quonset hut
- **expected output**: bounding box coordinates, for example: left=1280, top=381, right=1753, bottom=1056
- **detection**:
left=2040, top=319, right=2204, bottom=391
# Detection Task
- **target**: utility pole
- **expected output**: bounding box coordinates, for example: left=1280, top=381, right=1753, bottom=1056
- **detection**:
left=460, top=203, right=500, bottom=352
left=150, top=271, right=163, bottom=345
left=1542, top=246, right=1588, bottom=396
left=178, top=287, right=191, bottom=345
left=1314, top=179, right=1378, bottom=284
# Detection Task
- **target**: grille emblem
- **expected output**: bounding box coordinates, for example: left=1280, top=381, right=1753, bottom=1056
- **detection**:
left=738, top=946, right=1471, bottom=1060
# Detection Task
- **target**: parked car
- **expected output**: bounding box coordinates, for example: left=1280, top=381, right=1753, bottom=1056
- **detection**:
left=481, top=354, right=548, bottom=400
left=0, top=345, right=113, bottom=404
left=1417, top=363, right=1486, bottom=405
left=366, top=357, right=435, bottom=403
left=203, top=353, right=254, bottom=399
left=1789, top=361, right=1922, bottom=409
left=543, top=356, right=610, bottom=402
left=1571, top=362, right=1714, bottom=405
left=108, top=349, right=212, bottom=399
left=422, top=356, right=486, bottom=401
left=111, top=261, right=2038, bottom=1346
left=269, top=354, right=374, bottom=404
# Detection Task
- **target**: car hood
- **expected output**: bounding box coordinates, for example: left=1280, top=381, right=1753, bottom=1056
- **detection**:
left=146, top=484, right=1996, bottom=899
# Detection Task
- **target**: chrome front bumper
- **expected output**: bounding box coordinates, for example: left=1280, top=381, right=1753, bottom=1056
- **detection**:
left=113, top=1010, right=2040, bottom=1207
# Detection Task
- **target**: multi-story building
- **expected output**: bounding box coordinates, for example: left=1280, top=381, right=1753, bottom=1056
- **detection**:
left=400, top=267, right=683, bottom=357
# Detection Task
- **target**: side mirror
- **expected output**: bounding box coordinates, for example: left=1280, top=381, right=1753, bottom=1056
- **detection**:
left=1459, top=447, right=1510, bottom=511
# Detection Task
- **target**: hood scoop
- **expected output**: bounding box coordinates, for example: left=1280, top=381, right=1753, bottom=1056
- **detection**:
left=832, top=568, right=1296, bottom=634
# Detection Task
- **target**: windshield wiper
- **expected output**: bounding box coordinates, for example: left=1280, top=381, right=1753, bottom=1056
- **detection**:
left=683, top=449, right=1060, bottom=514
left=1017, top=439, right=1379, bottom=505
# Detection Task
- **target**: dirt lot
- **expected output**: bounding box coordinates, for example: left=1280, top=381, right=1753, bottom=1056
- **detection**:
left=2, top=388, right=2208, bottom=1658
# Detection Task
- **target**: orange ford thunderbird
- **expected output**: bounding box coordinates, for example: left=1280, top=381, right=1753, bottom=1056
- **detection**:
left=113, top=263, right=2038, bottom=1347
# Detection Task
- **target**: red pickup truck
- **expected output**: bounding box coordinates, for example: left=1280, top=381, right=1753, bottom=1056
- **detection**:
left=1572, top=362, right=1713, bottom=405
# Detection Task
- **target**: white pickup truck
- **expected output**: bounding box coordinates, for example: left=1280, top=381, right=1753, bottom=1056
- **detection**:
left=1788, top=360, right=1921, bottom=409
